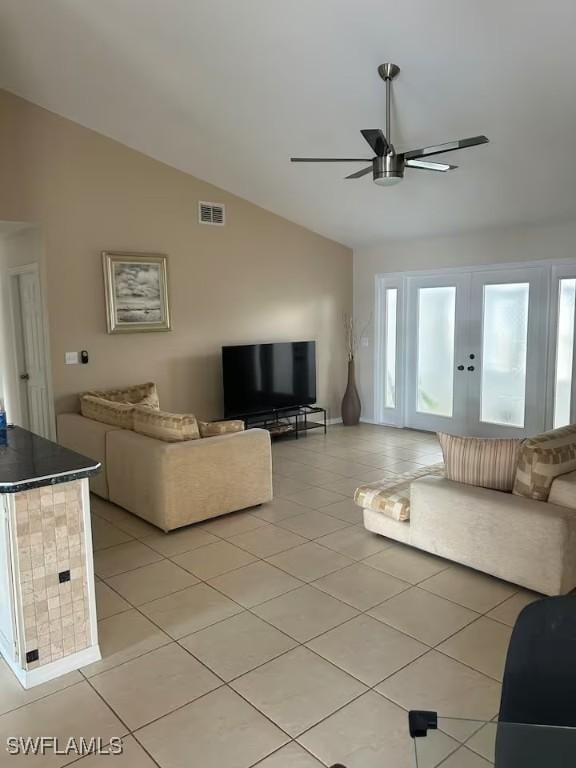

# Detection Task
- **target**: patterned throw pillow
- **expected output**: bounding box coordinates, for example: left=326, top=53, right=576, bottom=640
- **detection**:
left=132, top=405, right=200, bottom=442
left=199, top=420, right=245, bottom=438
left=513, top=424, right=576, bottom=501
left=84, top=382, right=160, bottom=409
left=80, top=395, right=135, bottom=429
left=438, top=433, right=521, bottom=491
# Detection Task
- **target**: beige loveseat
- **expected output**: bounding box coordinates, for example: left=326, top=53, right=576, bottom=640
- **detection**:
left=356, top=426, right=576, bottom=596
left=57, top=387, right=272, bottom=531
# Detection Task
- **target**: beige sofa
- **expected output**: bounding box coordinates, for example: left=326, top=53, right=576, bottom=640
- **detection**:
left=57, top=413, right=273, bottom=531
left=363, top=475, right=576, bottom=596
left=358, top=426, right=576, bottom=596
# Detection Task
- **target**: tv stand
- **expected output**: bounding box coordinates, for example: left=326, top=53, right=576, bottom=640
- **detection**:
left=238, top=405, right=327, bottom=439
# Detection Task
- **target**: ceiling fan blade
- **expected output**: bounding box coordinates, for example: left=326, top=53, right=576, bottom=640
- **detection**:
left=345, top=166, right=373, bottom=180
left=360, top=129, right=389, bottom=157
left=405, top=159, right=458, bottom=172
left=403, top=135, right=489, bottom=161
left=291, top=157, right=372, bottom=163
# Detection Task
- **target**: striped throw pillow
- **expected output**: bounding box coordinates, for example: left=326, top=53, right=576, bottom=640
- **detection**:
left=438, top=433, right=521, bottom=492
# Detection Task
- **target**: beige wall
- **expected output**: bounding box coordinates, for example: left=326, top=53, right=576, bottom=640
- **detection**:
left=0, top=89, right=352, bottom=419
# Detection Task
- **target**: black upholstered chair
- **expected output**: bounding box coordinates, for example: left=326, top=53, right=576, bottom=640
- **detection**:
left=499, top=594, right=576, bottom=726
left=496, top=594, right=576, bottom=766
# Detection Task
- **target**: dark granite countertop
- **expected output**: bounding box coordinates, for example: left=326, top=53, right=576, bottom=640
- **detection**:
left=0, top=426, right=100, bottom=493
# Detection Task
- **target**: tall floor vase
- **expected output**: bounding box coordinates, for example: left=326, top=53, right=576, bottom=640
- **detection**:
left=341, top=358, right=361, bottom=426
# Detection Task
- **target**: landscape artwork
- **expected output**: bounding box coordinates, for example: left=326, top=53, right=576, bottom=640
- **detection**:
left=102, top=252, right=171, bottom=333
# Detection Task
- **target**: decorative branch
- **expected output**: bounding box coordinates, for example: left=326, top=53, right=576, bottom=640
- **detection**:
left=343, top=313, right=371, bottom=362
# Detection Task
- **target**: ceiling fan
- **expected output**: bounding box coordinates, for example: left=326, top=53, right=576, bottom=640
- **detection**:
left=291, top=63, right=489, bottom=186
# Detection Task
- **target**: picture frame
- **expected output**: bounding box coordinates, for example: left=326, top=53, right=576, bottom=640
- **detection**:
left=102, top=251, right=171, bottom=334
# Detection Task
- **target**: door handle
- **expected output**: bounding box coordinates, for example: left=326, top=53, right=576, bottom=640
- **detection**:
left=19, top=373, right=30, bottom=381
left=457, top=365, right=465, bottom=371
left=467, top=366, right=475, bottom=372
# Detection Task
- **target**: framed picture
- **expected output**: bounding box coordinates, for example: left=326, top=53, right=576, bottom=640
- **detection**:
left=102, top=252, right=171, bottom=333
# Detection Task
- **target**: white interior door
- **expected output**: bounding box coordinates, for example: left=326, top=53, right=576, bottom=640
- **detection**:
left=405, top=274, right=470, bottom=434
left=468, top=267, right=548, bottom=437
left=16, top=271, right=51, bottom=438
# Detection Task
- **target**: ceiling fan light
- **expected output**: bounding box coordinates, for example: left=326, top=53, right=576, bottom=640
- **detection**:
left=374, top=175, right=402, bottom=187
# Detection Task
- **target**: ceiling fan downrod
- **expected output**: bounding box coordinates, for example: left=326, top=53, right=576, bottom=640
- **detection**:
left=377, top=63, right=400, bottom=151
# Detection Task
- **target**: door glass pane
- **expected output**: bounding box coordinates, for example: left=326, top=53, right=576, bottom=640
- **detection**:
left=554, top=279, right=576, bottom=428
left=417, top=286, right=456, bottom=417
left=384, top=288, right=397, bottom=408
left=481, top=283, right=529, bottom=427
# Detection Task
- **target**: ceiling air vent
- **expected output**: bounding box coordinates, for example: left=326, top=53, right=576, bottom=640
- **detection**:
left=198, top=201, right=226, bottom=226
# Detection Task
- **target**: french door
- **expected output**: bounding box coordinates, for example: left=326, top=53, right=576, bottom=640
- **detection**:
left=401, top=266, right=548, bottom=437
left=405, top=274, right=470, bottom=434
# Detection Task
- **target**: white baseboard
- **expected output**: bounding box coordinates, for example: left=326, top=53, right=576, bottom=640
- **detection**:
left=326, top=417, right=343, bottom=426
left=360, top=417, right=404, bottom=429
left=2, top=644, right=101, bottom=689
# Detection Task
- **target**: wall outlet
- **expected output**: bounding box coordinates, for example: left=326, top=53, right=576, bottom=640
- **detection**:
left=65, top=352, right=79, bottom=365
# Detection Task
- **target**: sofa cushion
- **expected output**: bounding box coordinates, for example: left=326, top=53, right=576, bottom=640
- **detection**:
left=354, top=463, right=444, bottom=522
left=513, top=424, right=576, bottom=501
left=199, top=420, right=245, bottom=438
left=548, top=469, right=576, bottom=510
left=438, top=432, right=521, bottom=491
left=85, top=382, right=160, bottom=409
left=133, top=405, right=200, bottom=442
left=80, top=395, right=135, bottom=429
left=355, top=482, right=412, bottom=521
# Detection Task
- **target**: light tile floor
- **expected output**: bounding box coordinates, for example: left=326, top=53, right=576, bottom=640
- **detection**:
left=0, top=424, right=542, bottom=767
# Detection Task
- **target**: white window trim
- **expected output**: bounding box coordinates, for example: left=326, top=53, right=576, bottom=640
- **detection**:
left=373, top=257, right=576, bottom=432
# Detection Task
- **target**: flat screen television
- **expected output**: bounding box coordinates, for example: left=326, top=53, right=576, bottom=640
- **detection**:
left=222, top=341, right=316, bottom=417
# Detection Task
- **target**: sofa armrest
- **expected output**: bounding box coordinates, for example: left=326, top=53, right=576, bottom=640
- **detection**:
left=57, top=413, right=121, bottom=499
left=410, top=475, right=576, bottom=595
left=106, top=427, right=272, bottom=530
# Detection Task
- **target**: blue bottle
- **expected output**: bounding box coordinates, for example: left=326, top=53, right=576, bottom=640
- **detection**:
left=0, top=399, right=6, bottom=447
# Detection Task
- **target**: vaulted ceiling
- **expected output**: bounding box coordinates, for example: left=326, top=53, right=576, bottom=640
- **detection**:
left=1, top=0, right=576, bottom=246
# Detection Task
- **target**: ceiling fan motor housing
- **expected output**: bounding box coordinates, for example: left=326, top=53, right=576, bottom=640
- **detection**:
left=373, top=154, right=404, bottom=185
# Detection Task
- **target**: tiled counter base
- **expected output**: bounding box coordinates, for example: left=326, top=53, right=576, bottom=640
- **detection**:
left=0, top=427, right=101, bottom=688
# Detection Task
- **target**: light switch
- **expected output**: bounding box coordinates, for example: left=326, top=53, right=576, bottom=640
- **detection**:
left=65, top=352, right=79, bottom=365
left=361, top=336, right=369, bottom=348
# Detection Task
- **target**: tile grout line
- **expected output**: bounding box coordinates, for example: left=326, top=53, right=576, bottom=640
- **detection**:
left=9, top=432, right=514, bottom=767
left=84, top=537, right=511, bottom=753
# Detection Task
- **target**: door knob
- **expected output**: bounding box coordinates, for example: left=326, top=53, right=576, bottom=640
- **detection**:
left=457, top=365, right=465, bottom=371
left=467, top=365, right=475, bottom=372
left=19, top=373, right=30, bottom=381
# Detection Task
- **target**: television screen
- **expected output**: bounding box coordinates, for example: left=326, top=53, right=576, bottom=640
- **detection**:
left=222, top=341, right=316, bottom=417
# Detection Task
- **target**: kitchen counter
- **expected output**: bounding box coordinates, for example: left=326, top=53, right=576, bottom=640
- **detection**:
left=0, top=425, right=100, bottom=492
